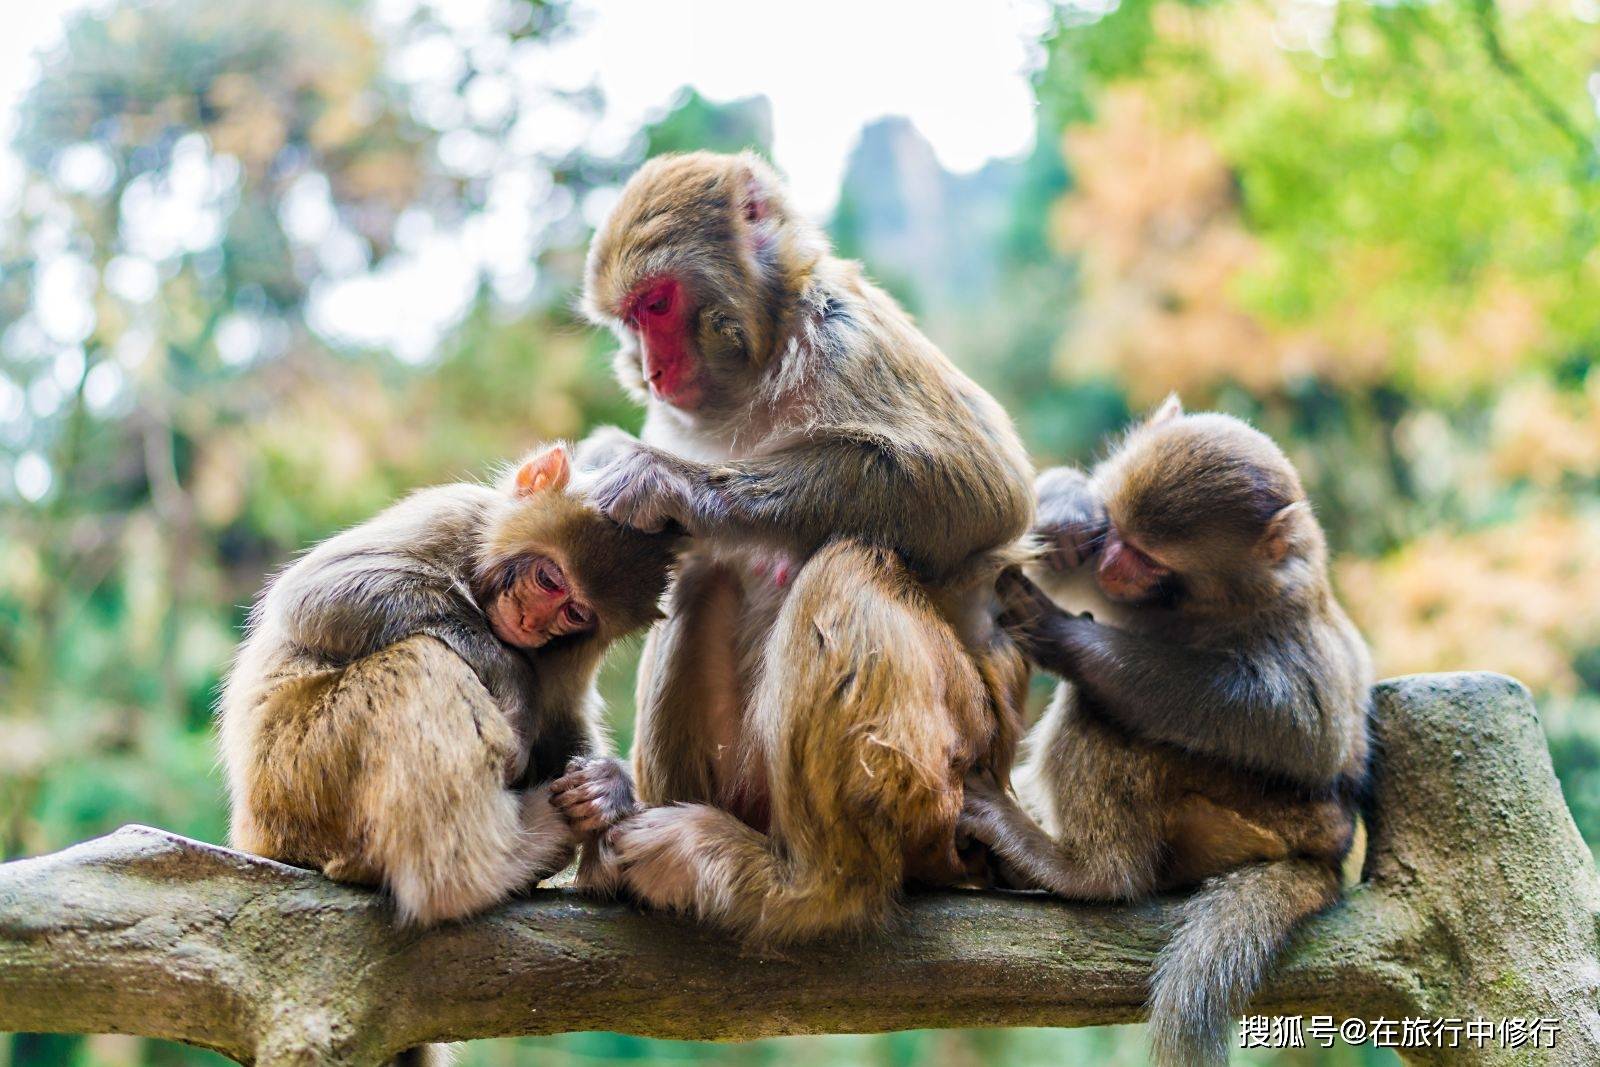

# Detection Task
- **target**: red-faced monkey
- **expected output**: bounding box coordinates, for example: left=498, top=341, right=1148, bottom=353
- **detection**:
left=218, top=444, right=678, bottom=927
left=553, top=150, right=1034, bottom=944
left=967, top=398, right=1372, bottom=1067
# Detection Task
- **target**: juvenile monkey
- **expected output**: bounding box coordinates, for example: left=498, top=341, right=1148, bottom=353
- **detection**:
left=553, top=150, right=1034, bottom=943
left=964, top=398, right=1373, bottom=1067
left=218, top=443, right=678, bottom=927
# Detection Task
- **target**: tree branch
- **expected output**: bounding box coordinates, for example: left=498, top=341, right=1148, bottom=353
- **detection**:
left=1469, top=0, right=1595, bottom=164
left=2, top=673, right=1597, bottom=1065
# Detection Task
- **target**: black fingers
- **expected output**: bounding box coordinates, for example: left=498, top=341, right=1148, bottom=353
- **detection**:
left=995, top=568, right=1079, bottom=675
left=995, top=567, right=1061, bottom=628
left=1033, top=468, right=1107, bottom=570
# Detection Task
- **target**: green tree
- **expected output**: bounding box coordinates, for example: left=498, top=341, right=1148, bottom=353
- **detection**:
left=1033, top=0, right=1600, bottom=865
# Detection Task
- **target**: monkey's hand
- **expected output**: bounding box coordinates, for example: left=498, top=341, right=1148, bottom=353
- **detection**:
left=588, top=444, right=698, bottom=535
left=573, top=425, right=640, bottom=474
left=995, top=567, right=1082, bottom=676
left=551, top=756, right=640, bottom=838
left=1033, top=466, right=1108, bottom=571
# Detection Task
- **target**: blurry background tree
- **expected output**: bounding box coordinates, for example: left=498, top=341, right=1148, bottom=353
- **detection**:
left=1, top=0, right=1596, bottom=1064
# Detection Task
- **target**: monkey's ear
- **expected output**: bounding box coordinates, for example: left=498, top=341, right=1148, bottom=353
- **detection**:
left=515, top=445, right=571, bottom=497
left=1148, top=393, right=1184, bottom=426
left=735, top=152, right=779, bottom=227
left=1257, top=501, right=1309, bottom=563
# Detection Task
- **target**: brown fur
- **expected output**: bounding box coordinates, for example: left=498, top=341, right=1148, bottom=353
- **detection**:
left=218, top=449, right=678, bottom=928
left=560, top=151, right=1034, bottom=944
left=975, top=403, right=1373, bottom=1066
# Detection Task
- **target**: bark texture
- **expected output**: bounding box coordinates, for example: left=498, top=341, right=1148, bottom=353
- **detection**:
left=1, top=672, right=1597, bottom=1064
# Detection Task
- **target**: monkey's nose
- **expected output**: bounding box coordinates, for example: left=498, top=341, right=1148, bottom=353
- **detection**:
left=520, top=600, right=558, bottom=635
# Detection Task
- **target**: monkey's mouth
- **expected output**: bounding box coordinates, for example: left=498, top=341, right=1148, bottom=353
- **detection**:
left=644, top=362, right=703, bottom=409
left=486, top=593, right=558, bottom=650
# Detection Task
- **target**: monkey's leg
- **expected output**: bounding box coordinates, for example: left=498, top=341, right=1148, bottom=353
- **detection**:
left=322, top=636, right=575, bottom=925
left=574, top=558, right=743, bottom=897
left=631, top=556, right=744, bottom=805
left=963, top=684, right=1166, bottom=901
left=960, top=777, right=1160, bottom=901
left=607, top=541, right=972, bottom=944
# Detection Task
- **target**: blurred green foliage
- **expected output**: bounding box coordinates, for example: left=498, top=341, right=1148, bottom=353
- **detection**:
left=3, top=0, right=1597, bottom=1064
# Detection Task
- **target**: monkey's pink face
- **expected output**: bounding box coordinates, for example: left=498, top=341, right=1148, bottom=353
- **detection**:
left=1095, top=529, right=1172, bottom=603
left=623, top=277, right=703, bottom=410
left=486, top=556, right=596, bottom=650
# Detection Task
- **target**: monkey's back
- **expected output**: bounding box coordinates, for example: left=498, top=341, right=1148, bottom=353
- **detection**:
left=216, top=483, right=503, bottom=864
left=825, top=260, right=1035, bottom=556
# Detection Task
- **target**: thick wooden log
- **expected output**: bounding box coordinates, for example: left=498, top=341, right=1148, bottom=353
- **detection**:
left=1, top=673, right=1596, bottom=1064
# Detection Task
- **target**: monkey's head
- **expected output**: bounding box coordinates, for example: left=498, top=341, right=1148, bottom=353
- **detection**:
left=581, top=151, right=825, bottom=423
left=1094, top=397, right=1324, bottom=610
left=474, top=444, right=680, bottom=653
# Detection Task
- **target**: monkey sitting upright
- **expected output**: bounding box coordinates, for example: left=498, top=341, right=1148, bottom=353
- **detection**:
left=218, top=443, right=679, bottom=926
left=965, top=397, right=1372, bottom=1067
left=548, top=150, right=1034, bottom=946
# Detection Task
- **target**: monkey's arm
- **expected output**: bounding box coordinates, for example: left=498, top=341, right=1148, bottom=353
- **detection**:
left=572, top=425, right=640, bottom=474
left=997, top=571, right=1349, bottom=786
left=627, top=561, right=741, bottom=806
left=960, top=777, right=1126, bottom=902
left=961, top=776, right=1147, bottom=900
left=274, top=552, right=538, bottom=729
left=591, top=437, right=1024, bottom=575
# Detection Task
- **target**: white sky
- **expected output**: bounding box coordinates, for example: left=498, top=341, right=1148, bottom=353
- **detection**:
left=1, top=0, right=1048, bottom=217
left=0, top=0, right=99, bottom=216
left=0, top=0, right=1050, bottom=419
left=555, top=0, right=1049, bottom=214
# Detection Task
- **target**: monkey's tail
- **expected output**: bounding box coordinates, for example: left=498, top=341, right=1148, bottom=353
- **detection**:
left=1148, top=858, right=1341, bottom=1067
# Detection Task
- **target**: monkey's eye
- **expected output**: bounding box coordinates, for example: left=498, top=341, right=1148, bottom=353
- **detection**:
left=1128, top=542, right=1172, bottom=575
left=534, top=559, right=567, bottom=594
left=563, top=602, right=593, bottom=629
left=635, top=281, right=675, bottom=320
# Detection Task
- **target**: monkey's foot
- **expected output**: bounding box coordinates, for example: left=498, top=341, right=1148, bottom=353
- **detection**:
left=519, top=783, right=579, bottom=883
left=573, top=833, right=627, bottom=898
left=608, top=806, right=741, bottom=916
left=551, top=757, right=639, bottom=838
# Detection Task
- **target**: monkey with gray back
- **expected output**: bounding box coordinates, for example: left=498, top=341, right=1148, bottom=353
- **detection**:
left=969, top=398, right=1373, bottom=1067
left=219, top=444, right=679, bottom=927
